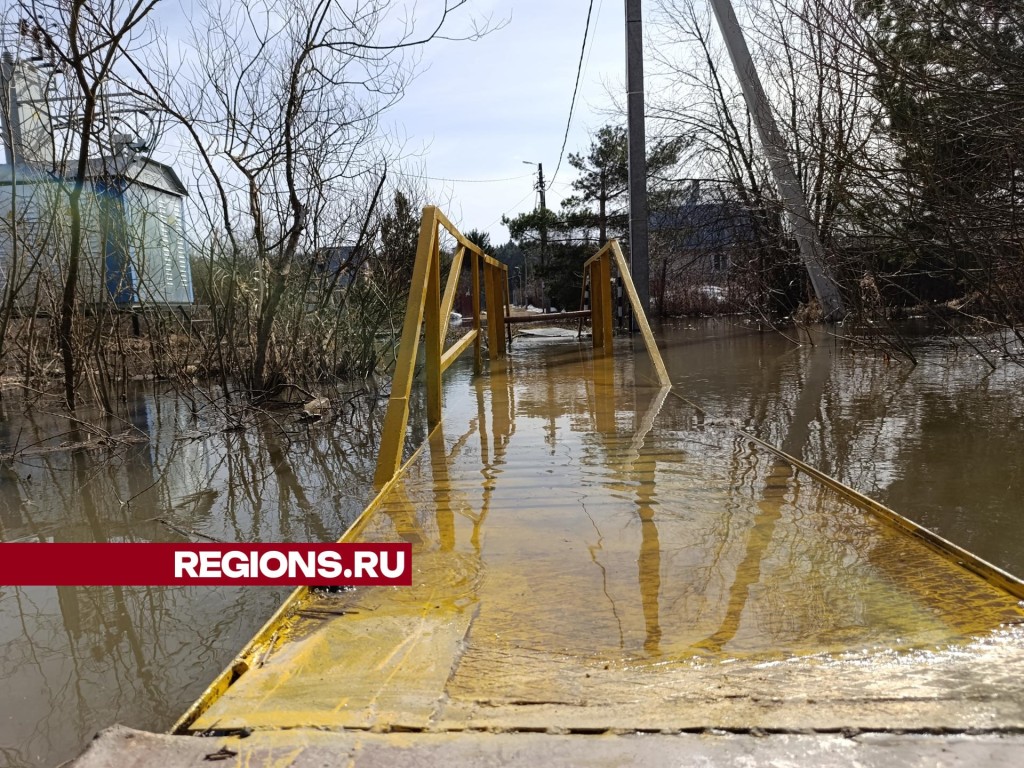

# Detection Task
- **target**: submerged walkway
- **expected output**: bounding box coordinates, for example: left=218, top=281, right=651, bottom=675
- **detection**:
left=75, top=336, right=1024, bottom=764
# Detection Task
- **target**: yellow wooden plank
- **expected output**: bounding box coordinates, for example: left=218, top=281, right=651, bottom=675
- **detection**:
left=191, top=609, right=476, bottom=732
left=441, top=329, right=479, bottom=373
left=597, top=252, right=614, bottom=356
left=583, top=246, right=606, bottom=268
left=590, top=264, right=604, bottom=351
left=485, top=265, right=501, bottom=360
left=496, top=266, right=508, bottom=357
left=503, top=269, right=513, bottom=349
left=472, top=252, right=482, bottom=374
left=432, top=209, right=503, bottom=267
left=425, top=230, right=443, bottom=427
left=432, top=208, right=483, bottom=256
left=440, top=246, right=465, bottom=340
left=179, top=338, right=1024, bottom=738
left=610, top=241, right=670, bottom=386
left=740, top=429, right=1024, bottom=601
left=172, top=429, right=437, bottom=734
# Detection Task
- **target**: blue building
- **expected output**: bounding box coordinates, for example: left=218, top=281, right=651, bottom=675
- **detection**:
left=89, top=156, right=194, bottom=306
left=1, top=53, right=193, bottom=308
left=649, top=201, right=753, bottom=282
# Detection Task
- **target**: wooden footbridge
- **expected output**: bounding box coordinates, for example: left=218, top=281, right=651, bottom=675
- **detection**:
left=73, top=208, right=1024, bottom=766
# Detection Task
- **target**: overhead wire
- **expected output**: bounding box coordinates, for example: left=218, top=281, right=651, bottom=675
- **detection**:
left=548, top=0, right=597, bottom=190
left=581, top=0, right=605, bottom=91
left=393, top=0, right=604, bottom=237
left=485, top=188, right=540, bottom=232
left=489, top=178, right=574, bottom=234
left=394, top=170, right=535, bottom=184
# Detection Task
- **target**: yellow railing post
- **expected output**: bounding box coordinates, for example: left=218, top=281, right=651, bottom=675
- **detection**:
left=496, top=266, right=508, bottom=357
left=589, top=264, right=603, bottom=350
left=504, top=274, right=513, bottom=350
left=374, top=206, right=510, bottom=488
left=582, top=239, right=670, bottom=387
left=485, top=264, right=501, bottom=359
left=608, top=241, right=670, bottom=386
left=440, top=246, right=465, bottom=340
left=472, top=252, right=482, bottom=374
left=374, top=208, right=439, bottom=487
left=597, top=250, right=614, bottom=356
left=424, top=224, right=443, bottom=427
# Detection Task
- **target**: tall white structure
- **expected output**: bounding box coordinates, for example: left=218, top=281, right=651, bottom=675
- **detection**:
left=1, top=48, right=193, bottom=308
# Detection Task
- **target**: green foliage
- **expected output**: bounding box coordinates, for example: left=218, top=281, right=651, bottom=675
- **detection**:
left=501, top=207, right=561, bottom=244
left=493, top=241, right=525, bottom=270
left=379, top=192, right=419, bottom=277
left=376, top=190, right=421, bottom=308
left=867, top=1, right=1022, bottom=191
left=500, top=124, right=685, bottom=310
left=501, top=208, right=585, bottom=308
left=463, top=228, right=492, bottom=254
left=560, top=124, right=686, bottom=243
left=859, top=0, right=1024, bottom=297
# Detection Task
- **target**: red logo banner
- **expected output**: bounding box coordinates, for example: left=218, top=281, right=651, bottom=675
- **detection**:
left=0, top=543, right=412, bottom=586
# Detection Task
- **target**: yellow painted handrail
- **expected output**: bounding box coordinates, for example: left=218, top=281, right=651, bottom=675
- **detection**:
left=374, top=206, right=509, bottom=487
left=584, top=239, right=671, bottom=387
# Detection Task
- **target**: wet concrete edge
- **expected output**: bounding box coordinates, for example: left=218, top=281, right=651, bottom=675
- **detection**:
left=70, top=725, right=1024, bottom=767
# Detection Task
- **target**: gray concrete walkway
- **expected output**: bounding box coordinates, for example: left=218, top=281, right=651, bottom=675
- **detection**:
left=71, top=725, right=1024, bottom=767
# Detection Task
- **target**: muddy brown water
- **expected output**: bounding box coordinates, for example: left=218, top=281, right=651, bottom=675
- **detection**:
left=1, top=318, right=1022, bottom=767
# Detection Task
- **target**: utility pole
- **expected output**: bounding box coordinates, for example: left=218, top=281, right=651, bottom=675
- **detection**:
left=708, top=0, right=845, bottom=320
left=625, top=0, right=650, bottom=314
left=536, top=162, right=547, bottom=279
left=524, top=160, right=549, bottom=310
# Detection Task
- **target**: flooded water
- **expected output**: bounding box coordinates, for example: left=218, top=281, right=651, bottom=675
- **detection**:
left=2, top=318, right=1024, bottom=765
left=187, top=329, right=1024, bottom=736
left=0, top=390, right=404, bottom=767
left=654, top=319, right=1024, bottom=577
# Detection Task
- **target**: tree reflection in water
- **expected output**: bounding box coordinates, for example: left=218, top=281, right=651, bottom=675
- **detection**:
left=0, top=386, right=402, bottom=767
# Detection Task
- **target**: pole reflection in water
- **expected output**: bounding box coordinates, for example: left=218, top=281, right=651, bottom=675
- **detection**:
left=690, top=342, right=830, bottom=652
left=585, top=353, right=668, bottom=654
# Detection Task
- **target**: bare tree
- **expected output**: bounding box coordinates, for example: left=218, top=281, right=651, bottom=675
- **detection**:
left=650, top=0, right=1024, bottom=355
left=127, top=0, right=490, bottom=394
left=13, top=1, right=166, bottom=409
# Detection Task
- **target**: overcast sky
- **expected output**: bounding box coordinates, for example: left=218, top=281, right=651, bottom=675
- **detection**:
left=381, top=0, right=630, bottom=243
left=142, top=1, right=643, bottom=244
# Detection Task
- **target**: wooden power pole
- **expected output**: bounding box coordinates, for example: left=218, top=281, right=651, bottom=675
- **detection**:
left=625, top=0, right=650, bottom=314
left=524, top=160, right=549, bottom=310
left=709, top=0, right=845, bottom=320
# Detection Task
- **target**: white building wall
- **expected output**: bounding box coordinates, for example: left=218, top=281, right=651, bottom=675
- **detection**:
left=122, top=184, right=192, bottom=305
left=0, top=176, right=108, bottom=310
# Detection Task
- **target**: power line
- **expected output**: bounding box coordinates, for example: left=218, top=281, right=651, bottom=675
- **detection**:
left=486, top=188, right=539, bottom=232
left=395, top=170, right=534, bottom=184
left=581, top=0, right=605, bottom=93
left=548, top=0, right=596, bottom=190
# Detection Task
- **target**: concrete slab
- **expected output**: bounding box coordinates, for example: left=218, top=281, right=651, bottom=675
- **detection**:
left=71, top=726, right=1024, bottom=768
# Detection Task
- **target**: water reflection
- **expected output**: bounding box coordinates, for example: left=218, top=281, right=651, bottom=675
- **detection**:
left=584, top=354, right=667, bottom=654
left=660, top=319, right=1024, bottom=576
left=0, top=387, right=389, bottom=767
left=692, top=342, right=832, bottom=652
left=421, top=336, right=1022, bottom=674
